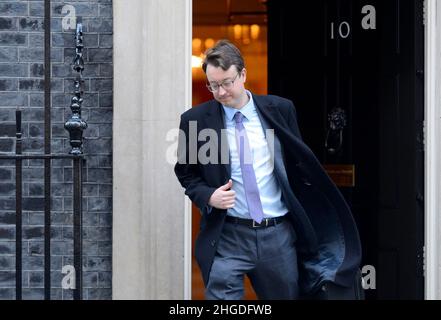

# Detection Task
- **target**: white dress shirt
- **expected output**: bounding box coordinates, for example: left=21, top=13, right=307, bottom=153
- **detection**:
left=221, top=91, right=289, bottom=219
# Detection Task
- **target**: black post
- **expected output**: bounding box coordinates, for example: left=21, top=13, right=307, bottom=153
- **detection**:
left=66, top=22, right=87, bottom=300
left=15, top=109, right=22, bottom=300
left=44, top=0, right=52, bottom=300
left=73, top=158, right=83, bottom=300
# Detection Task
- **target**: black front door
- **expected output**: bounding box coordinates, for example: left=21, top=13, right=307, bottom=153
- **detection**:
left=267, top=0, right=424, bottom=299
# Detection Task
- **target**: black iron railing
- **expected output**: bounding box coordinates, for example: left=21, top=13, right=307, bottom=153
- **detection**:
left=0, top=21, right=87, bottom=300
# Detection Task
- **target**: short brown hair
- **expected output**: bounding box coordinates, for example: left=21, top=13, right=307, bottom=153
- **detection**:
left=202, top=40, right=245, bottom=73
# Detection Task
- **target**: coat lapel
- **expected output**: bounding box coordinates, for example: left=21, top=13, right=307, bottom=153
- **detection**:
left=253, top=94, right=305, bottom=163
left=204, top=100, right=231, bottom=181
left=253, top=95, right=283, bottom=131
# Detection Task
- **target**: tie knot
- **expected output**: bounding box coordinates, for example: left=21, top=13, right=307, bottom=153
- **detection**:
left=234, top=112, right=244, bottom=124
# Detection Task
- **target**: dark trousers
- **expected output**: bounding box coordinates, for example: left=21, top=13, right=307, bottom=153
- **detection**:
left=205, top=218, right=299, bottom=300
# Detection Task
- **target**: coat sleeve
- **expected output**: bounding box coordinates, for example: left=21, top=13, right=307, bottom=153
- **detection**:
left=174, top=114, right=217, bottom=210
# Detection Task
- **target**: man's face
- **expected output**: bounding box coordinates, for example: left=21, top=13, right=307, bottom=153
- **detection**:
left=205, top=64, right=247, bottom=108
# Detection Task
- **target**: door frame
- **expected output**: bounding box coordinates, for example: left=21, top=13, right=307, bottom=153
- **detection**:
left=113, top=0, right=193, bottom=299
left=424, top=0, right=441, bottom=300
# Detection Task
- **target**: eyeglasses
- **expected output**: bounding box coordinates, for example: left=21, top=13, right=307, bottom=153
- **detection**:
left=206, top=72, right=240, bottom=93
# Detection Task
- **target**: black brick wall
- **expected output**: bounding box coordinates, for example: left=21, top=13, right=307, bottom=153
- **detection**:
left=0, top=0, right=112, bottom=300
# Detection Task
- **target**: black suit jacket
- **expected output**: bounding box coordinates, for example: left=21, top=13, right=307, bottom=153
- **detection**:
left=174, top=94, right=362, bottom=298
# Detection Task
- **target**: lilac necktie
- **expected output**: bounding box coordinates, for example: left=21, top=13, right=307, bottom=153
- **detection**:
left=234, top=111, right=264, bottom=224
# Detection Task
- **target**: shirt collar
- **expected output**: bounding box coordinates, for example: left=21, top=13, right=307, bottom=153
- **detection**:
left=222, top=90, right=255, bottom=122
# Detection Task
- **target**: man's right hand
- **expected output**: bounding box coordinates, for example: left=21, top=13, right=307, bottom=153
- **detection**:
left=208, top=179, right=236, bottom=209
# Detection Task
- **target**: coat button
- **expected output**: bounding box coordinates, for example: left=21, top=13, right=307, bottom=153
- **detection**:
left=210, top=240, right=216, bottom=247
left=302, top=178, right=312, bottom=186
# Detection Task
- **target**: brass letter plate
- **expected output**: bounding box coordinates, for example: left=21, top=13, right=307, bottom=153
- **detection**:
left=323, top=164, right=355, bottom=187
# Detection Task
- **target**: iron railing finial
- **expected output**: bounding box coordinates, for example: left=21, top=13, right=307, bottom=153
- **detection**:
left=65, top=22, right=87, bottom=155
